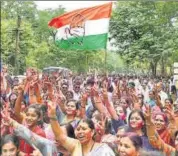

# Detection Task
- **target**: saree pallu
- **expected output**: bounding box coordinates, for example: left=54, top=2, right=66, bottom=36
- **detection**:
left=158, top=128, right=174, bottom=147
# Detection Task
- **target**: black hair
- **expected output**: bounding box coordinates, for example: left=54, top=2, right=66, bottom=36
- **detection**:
left=66, top=91, right=74, bottom=98
left=117, top=125, right=129, bottom=133
left=8, top=93, right=18, bottom=108
left=107, top=85, right=114, bottom=93
left=76, top=118, right=96, bottom=140
left=86, top=78, right=95, bottom=86
left=0, top=134, right=19, bottom=154
left=121, top=98, right=130, bottom=105
left=66, top=100, right=79, bottom=110
left=121, top=132, right=142, bottom=150
left=165, top=98, right=173, bottom=105
left=128, top=82, right=135, bottom=88
left=175, top=130, right=178, bottom=139
left=105, top=118, right=113, bottom=134
left=171, top=85, right=177, bottom=94
left=39, top=104, right=50, bottom=124
left=128, top=110, right=147, bottom=136
left=77, top=118, right=95, bottom=130
left=25, top=104, right=41, bottom=118
left=65, top=123, right=75, bottom=138
left=39, top=104, right=48, bottom=113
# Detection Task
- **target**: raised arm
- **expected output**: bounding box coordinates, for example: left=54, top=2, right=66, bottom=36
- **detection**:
left=34, top=82, right=42, bottom=104
left=2, top=116, right=56, bottom=156
left=103, top=85, right=118, bottom=120
left=144, top=106, right=175, bottom=155
left=48, top=100, right=77, bottom=153
left=79, top=92, right=87, bottom=118
left=57, top=89, right=66, bottom=113
left=116, top=81, right=121, bottom=99
left=165, top=106, right=178, bottom=139
left=91, top=86, right=108, bottom=116
left=153, top=87, right=162, bottom=108
left=14, top=84, right=25, bottom=123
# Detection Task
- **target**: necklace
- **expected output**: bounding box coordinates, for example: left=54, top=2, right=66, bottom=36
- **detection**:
left=82, top=141, right=95, bottom=156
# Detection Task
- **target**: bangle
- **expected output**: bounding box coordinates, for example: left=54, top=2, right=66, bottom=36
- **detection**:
left=49, top=116, right=58, bottom=121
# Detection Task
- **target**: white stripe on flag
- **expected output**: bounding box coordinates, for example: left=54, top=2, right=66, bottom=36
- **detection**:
left=55, top=18, right=110, bottom=40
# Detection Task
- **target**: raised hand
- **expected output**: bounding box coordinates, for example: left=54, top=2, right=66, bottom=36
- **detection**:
left=164, top=105, right=175, bottom=121
left=17, top=84, right=25, bottom=94
left=144, top=105, right=152, bottom=123
left=102, top=82, right=108, bottom=100
left=1, top=106, right=12, bottom=127
left=47, top=100, right=57, bottom=117
left=91, top=84, right=99, bottom=97
left=81, top=92, right=88, bottom=103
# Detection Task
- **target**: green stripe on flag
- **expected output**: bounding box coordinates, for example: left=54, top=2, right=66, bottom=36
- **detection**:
left=55, top=33, right=108, bottom=50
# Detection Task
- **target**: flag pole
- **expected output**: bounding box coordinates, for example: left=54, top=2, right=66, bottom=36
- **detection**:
left=104, top=49, right=107, bottom=76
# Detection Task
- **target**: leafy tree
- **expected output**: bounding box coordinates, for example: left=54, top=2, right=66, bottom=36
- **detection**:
left=34, top=6, right=65, bottom=43
left=110, top=1, right=178, bottom=76
left=1, top=1, right=126, bottom=74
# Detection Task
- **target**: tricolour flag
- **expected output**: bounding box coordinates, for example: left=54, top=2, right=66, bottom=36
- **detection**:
left=48, top=2, right=112, bottom=50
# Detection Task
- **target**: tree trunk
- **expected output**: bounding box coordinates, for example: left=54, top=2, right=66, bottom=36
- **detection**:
left=161, top=57, right=165, bottom=76
left=150, top=61, right=157, bottom=77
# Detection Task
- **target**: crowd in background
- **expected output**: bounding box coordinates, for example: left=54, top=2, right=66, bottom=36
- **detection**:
left=1, top=65, right=178, bottom=156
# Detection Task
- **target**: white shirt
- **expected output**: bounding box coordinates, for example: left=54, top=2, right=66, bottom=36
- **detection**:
left=159, top=90, right=168, bottom=106
left=73, top=92, right=81, bottom=101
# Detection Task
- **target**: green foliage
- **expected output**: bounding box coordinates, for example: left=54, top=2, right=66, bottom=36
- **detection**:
left=1, top=1, right=125, bottom=75
left=110, top=1, right=178, bottom=76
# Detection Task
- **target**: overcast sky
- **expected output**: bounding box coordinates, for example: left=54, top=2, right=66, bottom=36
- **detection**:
left=34, top=1, right=113, bottom=11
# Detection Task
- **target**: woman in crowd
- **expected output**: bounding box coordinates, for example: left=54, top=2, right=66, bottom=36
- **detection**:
left=1, top=134, right=42, bottom=156
left=48, top=100, right=115, bottom=156
left=14, top=84, right=46, bottom=155
left=56, top=99, right=82, bottom=129
left=153, top=112, right=175, bottom=146
left=145, top=105, right=178, bottom=156
left=118, top=132, right=143, bottom=156
left=127, top=109, right=155, bottom=150
left=1, top=111, right=76, bottom=156
left=1, top=134, right=21, bottom=156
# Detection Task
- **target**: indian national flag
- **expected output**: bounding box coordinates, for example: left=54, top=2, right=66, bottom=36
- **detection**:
left=48, top=2, right=112, bottom=50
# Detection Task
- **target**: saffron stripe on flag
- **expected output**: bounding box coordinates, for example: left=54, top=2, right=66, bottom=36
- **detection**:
left=48, top=2, right=112, bottom=28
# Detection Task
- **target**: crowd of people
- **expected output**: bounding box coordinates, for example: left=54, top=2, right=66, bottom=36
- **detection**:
left=1, top=65, right=178, bottom=156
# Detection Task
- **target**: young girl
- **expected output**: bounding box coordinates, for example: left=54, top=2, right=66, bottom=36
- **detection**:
left=14, top=85, right=46, bottom=155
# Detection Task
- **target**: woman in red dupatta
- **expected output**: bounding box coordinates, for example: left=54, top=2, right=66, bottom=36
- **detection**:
left=153, top=112, right=174, bottom=146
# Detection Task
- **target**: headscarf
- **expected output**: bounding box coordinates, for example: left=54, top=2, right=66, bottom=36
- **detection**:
left=154, top=112, right=174, bottom=146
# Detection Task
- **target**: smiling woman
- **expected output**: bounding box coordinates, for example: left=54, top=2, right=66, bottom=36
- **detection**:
left=14, top=87, right=46, bottom=155
left=127, top=110, right=156, bottom=151
left=118, top=132, right=142, bottom=156
left=48, top=100, right=115, bottom=156
left=153, top=112, right=174, bottom=146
